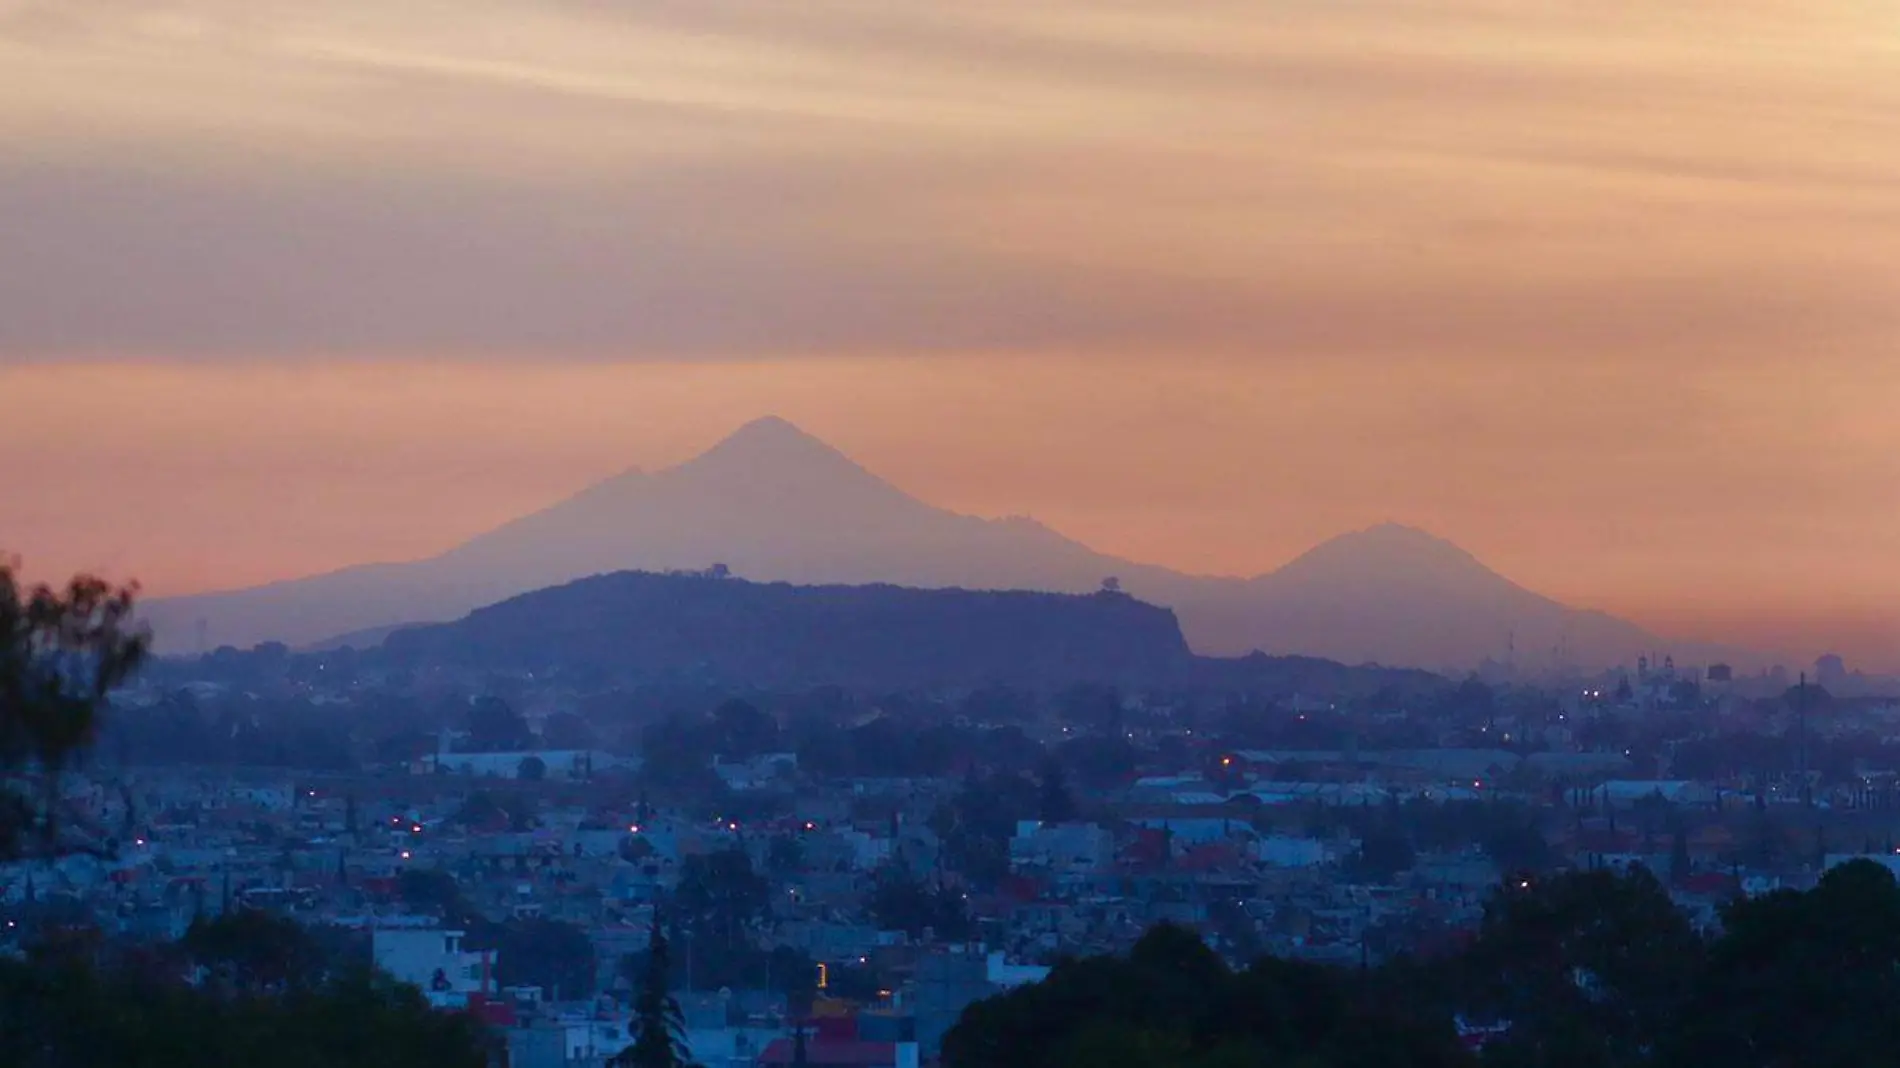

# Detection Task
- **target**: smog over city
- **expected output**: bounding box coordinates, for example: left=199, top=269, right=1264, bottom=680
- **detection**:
left=2, top=3, right=1897, bottom=1067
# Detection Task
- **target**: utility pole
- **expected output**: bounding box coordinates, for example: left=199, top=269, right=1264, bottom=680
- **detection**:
left=1798, top=672, right=1810, bottom=809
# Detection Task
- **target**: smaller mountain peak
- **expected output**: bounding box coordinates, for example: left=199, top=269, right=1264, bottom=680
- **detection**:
left=667, top=415, right=917, bottom=508
left=1278, top=521, right=1491, bottom=578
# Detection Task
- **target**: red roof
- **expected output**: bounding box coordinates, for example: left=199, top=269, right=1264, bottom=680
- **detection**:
left=464, top=994, right=516, bottom=1028
left=1677, top=872, right=1738, bottom=897
left=1176, top=842, right=1240, bottom=874
left=999, top=875, right=1042, bottom=903
left=813, top=1018, right=857, bottom=1042
left=757, top=1040, right=899, bottom=1067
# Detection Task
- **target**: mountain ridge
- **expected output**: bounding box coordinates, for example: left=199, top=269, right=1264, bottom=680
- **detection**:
left=140, top=415, right=1730, bottom=671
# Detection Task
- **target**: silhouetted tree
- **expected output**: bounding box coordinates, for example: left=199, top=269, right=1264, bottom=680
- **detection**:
left=465, top=696, right=532, bottom=751
left=618, top=917, right=694, bottom=1068
left=1671, top=859, right=1900, bottom=1067
left=487, top=918, right=597, bottom=1000
left=540, top=710, right=596, bottom=750
left=1457, top=867, right=1702, bottom=1067
left=1039, top=759, right=1079, bottom=824
left=183, top=908, right=326, bottom=994
left=0, top=563, right=148, bottom=861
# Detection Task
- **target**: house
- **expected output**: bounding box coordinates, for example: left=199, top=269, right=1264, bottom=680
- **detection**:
left=985, top=950, right=1049, bottom=988
left=1009, top=822, right=1114, bottom=875
left=756, top=1039, right=919, bottom=1068
left=371, top=928, right=497, bottom=1005
left=1257, top=836, right=1327, bottom=868
left=421, top=748, right=632, bottom=781
left=712, top=752, right=798, bottom=791
left=1591, top=781, right=1719, bottom=809
left=758, top=1019, right=920, bottom=1068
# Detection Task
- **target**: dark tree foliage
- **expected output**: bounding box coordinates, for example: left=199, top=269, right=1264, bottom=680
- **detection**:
left=481, top=918, right=598, bottom=1000
left=1348, top=826, right=1417, bottom=882
left=1038, top=758, right=1079, bottom=824
left=709, top=698, right=780, bottom=760
left=943, top=923, right=1470, bottom=1068
left=617, top=918, right=695, bottom=1068
left=183, top=909, right=332, bottom=994
left=869, top=862, right=972, bottom=941
left=540, top=709, right=597, bottom=750
left=1453, top=867, right=1702, bottom=1067
left=0, top=570, right=486, bottom=1066
left=0, top=953, right=491, bottom=1068
left=452, top=790, right=537, bottom=832
left=767, top=833, right=805, bottom=874
left=464, top=696, right=532, bottom=752
left=0, top=564, right=148, bottom=860
left=951, top=867, right=1900, bottom=1068
left=673, top=847, right=769, bottom=987
left=1481, top=822, right=1555, bottom=876
left=930, top=771, right=1040, bottom=888
left=1055, top=683, right=1124, bottom=733
left=1669, top=859, right=1900, bottom=1068
left=1055, top=734, right=1141, bottom=791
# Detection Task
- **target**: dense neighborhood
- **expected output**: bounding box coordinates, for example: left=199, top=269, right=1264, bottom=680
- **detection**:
left=9, top=632, right=1900, bottom=1067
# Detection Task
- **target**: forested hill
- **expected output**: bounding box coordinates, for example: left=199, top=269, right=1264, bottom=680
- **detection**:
left=380, top=571, right=1193, bottom=689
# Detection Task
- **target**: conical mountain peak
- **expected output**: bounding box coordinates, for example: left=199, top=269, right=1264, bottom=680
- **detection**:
left=698, top=415, right=842, bottom=458
left=1327, top=523, right=1485, bottom=566
left=680, top=416, right=867, bottom=478
left=710, top=415, right=824, bottom=452
left=1261, top=522, right=1511, bottom=596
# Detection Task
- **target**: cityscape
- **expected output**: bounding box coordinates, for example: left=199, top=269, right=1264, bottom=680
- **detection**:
left=4, top=1, right=1897, bottom=1066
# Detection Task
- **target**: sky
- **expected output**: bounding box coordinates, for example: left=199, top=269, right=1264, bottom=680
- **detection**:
left=1, top=0, right=1897, bottom=668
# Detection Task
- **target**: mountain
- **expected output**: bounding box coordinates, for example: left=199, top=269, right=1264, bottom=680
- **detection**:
left=380, top=571, right=1191, bottom=689
left=141, top=416, right=1687, bottom=670
left=1228, top=524, right=1661, bottom=670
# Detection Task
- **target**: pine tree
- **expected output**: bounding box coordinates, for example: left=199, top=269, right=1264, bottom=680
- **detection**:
left=1669, top=824, right=1691, bottom=883
left=618, top=915, right=694, bottom=1068
left=1038, top=759, right=1078, bottom=824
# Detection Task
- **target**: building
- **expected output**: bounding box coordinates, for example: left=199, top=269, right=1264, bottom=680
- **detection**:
left=1008, top=822, right=1114, bottom=875
left=371, top=928, right=496, bottom=1005
left=420, top=746, right=632, bottom=781
left=757, top=1018, right=920, bottom=1068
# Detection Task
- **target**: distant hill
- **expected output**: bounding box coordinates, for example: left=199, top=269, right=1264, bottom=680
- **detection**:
left=143, top=415, right=1718, bottom=671
left=380, top=571, right=1192, bottom=690
left=1223, top=523, right=1665, bottom=671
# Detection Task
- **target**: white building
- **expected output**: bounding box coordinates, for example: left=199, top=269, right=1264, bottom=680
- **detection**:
left=420, top=745, right=634, bottom=781
left=1008, top=822, right=1114, bottom=874
left=1256, top=836, right=1327, bottom=868
left=1592, top=780, right=1719, bottom=809
left=372, top=928, right=496, bottom=1004
left=986, top=951, right=1051, bottom=989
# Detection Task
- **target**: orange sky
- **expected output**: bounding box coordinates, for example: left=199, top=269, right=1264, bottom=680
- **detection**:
left=1, top=1, right=1897, bottom=668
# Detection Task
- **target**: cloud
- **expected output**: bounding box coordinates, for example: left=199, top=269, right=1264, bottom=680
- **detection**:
left=0, top=0, right=1894, bottom=363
